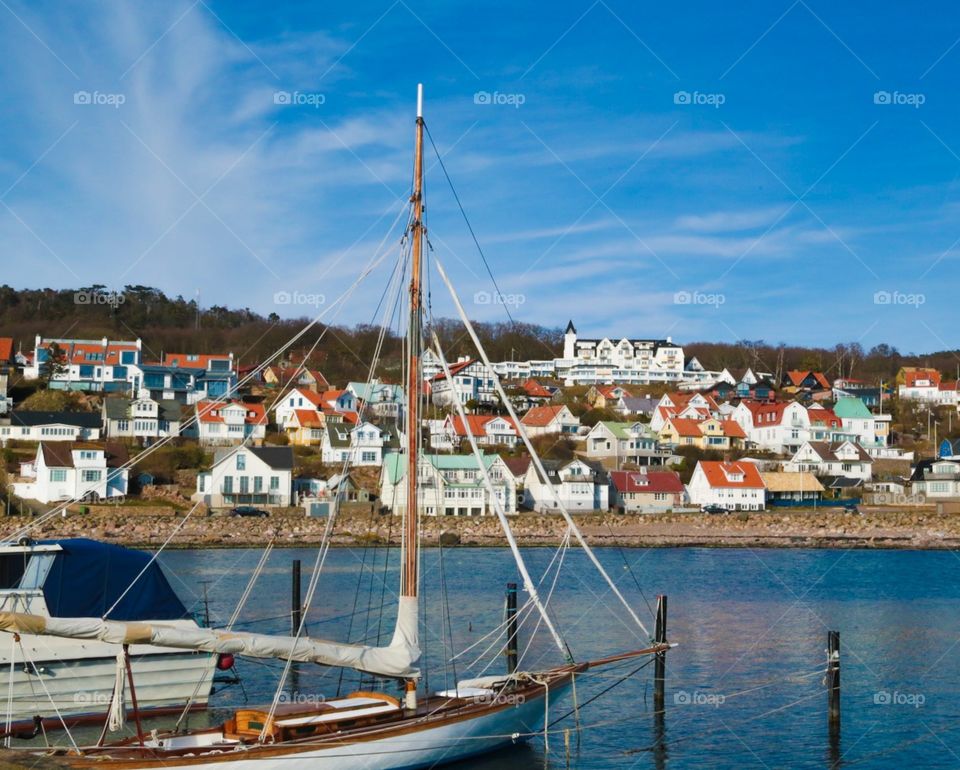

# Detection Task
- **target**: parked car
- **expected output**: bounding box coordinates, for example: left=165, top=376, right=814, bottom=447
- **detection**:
left=701, top=504, right=728, bottom=515
left=229, top=506, right=269, bottom=518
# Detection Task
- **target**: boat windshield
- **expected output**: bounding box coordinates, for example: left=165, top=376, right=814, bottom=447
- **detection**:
left=0, top=552, right=55, bottom=591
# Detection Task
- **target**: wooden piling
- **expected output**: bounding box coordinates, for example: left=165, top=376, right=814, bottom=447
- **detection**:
left=505, top=582, right=519, bottom=674
left=291, top=559, right=302, bottom=635
left=654, top=595, right=667, bottom=711
left=826, top=630, right=840, bottom=727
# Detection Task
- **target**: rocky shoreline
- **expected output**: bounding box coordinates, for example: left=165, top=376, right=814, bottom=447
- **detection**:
left=13, top=505, right=960, bottom=550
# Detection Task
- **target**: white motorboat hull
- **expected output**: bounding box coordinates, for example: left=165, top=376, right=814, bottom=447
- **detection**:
left=0, top=631, right=216, bottom=724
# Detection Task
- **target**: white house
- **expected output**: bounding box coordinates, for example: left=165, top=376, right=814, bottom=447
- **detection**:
left=519, top=405, right=580, bottom=437
left=379, top=453, right=517, bottom=516
left=194, top=446, right=294, bottom=508
left=440, top=414, right=519, bottom=449
left=321, top=421, right=397, bottom=466
left=731, top=400, right=810, bottom=454
left=523, top=458, right=609, bottom=513
left=910, top=458, right=960, bottom=499
left=556, top=321, right=685, bottom=385
left=348, top=381, right=404, bottom=420
left=686, top=460, right=766, bottom=511
left=609, top=469, right=687, bottom=513
left=24, top=335, right=141, bottom=393
left=584, top=421, right=668, bottom=466
left=650, top=392, right=718, bottom=431
left=102, top=396, right=181, bottom=442
left=784, top=441, right=873, bottom=482
left=898, top=369, right=942, bottom=402
left=429, top=358, right=498, bottom=409
left=13, top=442, right=129, bottom=503
left=274, top=388, right=327, bottom=428
left=3, top=411, right=102, bottom=443
left=193, top=400, right=267, bottom=445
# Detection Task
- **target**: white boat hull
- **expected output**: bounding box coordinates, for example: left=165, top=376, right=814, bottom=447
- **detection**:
left=100, top=684, right=564, bottom=770
left=0, top=631, right=216, bottom=724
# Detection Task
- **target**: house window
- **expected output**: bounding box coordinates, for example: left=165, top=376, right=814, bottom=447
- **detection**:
left=49, top=469, right=67, bottom=482
left=361, top=452, right=377, bottom=463
left=254, top=476, right=263, bottom=493
left=223, top=477, right=233, bottom=493
left=239, top=477, right=249, bottom=493
left=236, top=454, right=246, bottom=471
left=270, top=476, right=279, bottom=490
left=81, top=470, right=101, bottom=482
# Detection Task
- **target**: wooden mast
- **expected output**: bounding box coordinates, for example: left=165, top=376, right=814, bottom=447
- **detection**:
left=402, top=84, right=425, bottom=601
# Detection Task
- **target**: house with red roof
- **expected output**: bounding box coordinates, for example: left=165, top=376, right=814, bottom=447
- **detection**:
left=610, top=469, right=686, bottom=513
left=24, top=335, right=141, bottom=392
left=782, top=370, right=831, bottom=392
left=650, top=391, right=719, bottom=431
left=687, top=460, right=766, bottom=511
left=263, top=366, right=329, bottom=392
left=897, top=368, right=943, bottom=403
left=730, top=400, right=810, bottom=454
left=658, top=417, right=746, bottom=451
left=519, top=404, right=580, bottom=437
left=444, top=414, right=520, bottom=448
left=586, top=384, right=633, bottom=409
left=193, top=400, right=267, bottom=446
left=163, top=352, right=235, bottom=374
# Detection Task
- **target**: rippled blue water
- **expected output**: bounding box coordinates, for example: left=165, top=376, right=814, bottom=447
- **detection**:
left=80, top=547, right=960, bottom=767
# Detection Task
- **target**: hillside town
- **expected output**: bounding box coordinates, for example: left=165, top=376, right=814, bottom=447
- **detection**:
left=1, top=322, right=957, bottom=529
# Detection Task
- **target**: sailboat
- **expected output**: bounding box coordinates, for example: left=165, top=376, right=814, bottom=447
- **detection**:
left=0, top=85, right=669, bottom=768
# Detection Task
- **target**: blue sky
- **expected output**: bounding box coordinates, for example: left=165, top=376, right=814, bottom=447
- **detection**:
left=0, top=1, right=958, bottom=353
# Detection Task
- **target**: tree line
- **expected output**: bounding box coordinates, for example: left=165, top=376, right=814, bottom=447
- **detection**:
left=0, top=285, right=956, bottom=386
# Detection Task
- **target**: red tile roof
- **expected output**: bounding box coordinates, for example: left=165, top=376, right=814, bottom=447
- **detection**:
left=39, top=340, right=138, bottom=366
left=786, top=370, right=831, bottom=389
left=807, top=407, right=841, bottom=428
left=522, top=379, right=553, bottom=398
left=163, top=353, right=232, bottom=369
left=521, top=405, right=568, bottom=427
left=196, top=400, right=266, bottom=425
left=451, top=414, right=517, bottom=437
left=0, top=337, right=13, bottom=362
left=431, top=359, right=476, bottom=381
left=717, top=419, right=746, bottom=438
left=611, top=470, right=684, bottom=494
left=697, top=461, right=765, bottom=489
left=668, top=417, right=706, bottom=437
left=293, top=409, right=323, bottom=428
left=903, top=369, right=941, bottom=388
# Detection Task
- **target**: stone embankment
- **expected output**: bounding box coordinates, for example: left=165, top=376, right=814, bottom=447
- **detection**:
left=13, top=504, right=960, bottom=550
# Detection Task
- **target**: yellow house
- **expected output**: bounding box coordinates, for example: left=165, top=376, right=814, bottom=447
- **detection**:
left=284, top=408, right=326, bottom=446
left=659, top=417, right=746, bottom=451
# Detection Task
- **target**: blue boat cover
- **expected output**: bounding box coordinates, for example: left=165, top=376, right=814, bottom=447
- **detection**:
left=40, top=539, right=188, bottom=621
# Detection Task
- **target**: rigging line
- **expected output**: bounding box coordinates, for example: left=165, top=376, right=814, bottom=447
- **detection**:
left=15, top=638, right=79, bottom=752
left=437, top=532, right=457, bottom=693
left=227, top=541, right=275, bottom=629
left=605, top=521, right=656, bottom=621
left=518, top=526, right=572, bottom=672
left=102, top=500, right=201, bottom=619
left=431, top=255, right=653, bottom=640
left=336, top=527, right=372, bottom=698
left=431, top=334, right=571, bottom=662
left=423, top=121, right=516, bottom=327
left=548, top=657, right=655, bottom=730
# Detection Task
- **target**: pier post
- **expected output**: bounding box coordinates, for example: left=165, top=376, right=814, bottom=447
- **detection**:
left=505, top=582, right=518, bottom=674
left=827, top=630, right=840, bottom=727
left=291, top=559, right=302, bottom=635
left=654, top=595, right=668, bottom=711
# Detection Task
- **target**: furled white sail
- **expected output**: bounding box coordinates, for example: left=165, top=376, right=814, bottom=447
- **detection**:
left=0, top=596, right=420, bottom=679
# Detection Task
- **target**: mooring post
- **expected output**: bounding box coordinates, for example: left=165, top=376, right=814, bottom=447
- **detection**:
left=827, top=630, right=841, bottom=727
left=654, top=595, right=668, bottom=711
left=291, top=559, right=302, bottom=635
left=505, top=582, right=519, bottom=674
